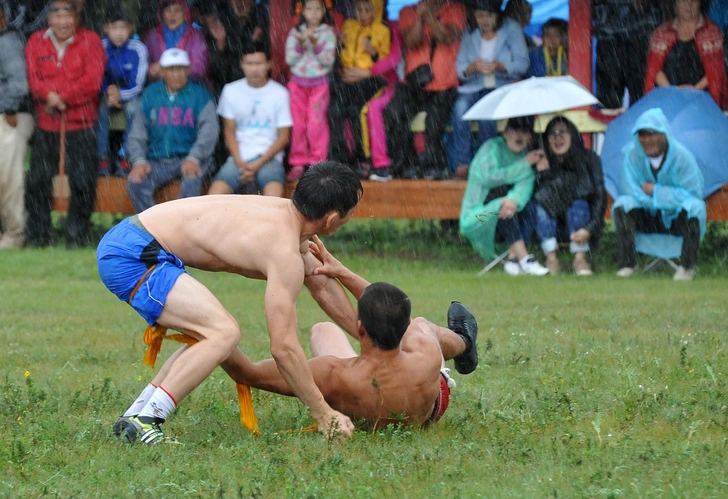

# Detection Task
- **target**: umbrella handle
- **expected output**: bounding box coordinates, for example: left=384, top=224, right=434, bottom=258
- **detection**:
left=59, top=112, right=66, bottom=177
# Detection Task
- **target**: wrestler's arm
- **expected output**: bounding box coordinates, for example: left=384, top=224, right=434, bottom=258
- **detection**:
left=222, top=348, right=343, bottom=398
left=302, top=244, right=359, bottom=337
left=309, top=235, right=370, bottom=300
left=265, top=252, right=354, bottom=435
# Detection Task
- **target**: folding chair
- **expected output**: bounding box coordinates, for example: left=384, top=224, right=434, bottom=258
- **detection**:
left=477, top=250, right=510, bottom=276
left=636, top=233, right=682, bottom=273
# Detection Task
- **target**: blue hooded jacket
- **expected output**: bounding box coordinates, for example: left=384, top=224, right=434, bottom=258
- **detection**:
left=612, top=108, right=706, bottom=259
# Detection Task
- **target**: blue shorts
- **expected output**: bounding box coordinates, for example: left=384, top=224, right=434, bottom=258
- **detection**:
left=213, top=155, right=285, bottom=193
left=96, top=218, right=187, bottom=325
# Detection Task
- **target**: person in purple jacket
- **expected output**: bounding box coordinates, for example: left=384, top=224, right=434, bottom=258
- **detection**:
left=144, top=0, right=209, bottom=86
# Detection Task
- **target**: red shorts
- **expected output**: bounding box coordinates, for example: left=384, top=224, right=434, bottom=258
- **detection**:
left=427, top=372, right=451, bottom=424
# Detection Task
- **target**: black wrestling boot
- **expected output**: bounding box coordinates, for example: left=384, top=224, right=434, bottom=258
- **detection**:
left=447, top=301, right=478, bottom=374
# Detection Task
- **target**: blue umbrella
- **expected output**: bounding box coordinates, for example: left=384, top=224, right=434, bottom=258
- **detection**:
left=601, top=87, right=728, bottom=200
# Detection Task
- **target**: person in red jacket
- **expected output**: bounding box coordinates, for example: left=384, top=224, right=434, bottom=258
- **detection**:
left=644, top=0, right=726, bottom=108
left=25, top=0, right=105, bottom=247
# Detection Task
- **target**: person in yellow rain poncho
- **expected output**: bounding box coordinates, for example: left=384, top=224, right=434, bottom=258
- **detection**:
left=328, top=0, right=390, bottom=173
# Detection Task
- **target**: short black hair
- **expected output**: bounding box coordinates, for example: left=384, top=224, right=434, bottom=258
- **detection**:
left=291, top=161, right=363, bottom=220
left=48, top=0, right=76, bottom=11
left=543, top=17, right=568, bottom=36
left=241, top=40, right=271, bottom=60
left=358, top=283, right=411, bottom=351
left=105, top=8, right=131, bottom=24
left=505, top=115, right=534, bottom=133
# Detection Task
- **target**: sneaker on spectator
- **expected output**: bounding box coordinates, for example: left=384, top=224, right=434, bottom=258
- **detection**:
left=546, top=252, right=560, bottom=275
left=503, top=257, right=522, bottom=276
left=98, top=157, right=110, bottom=176
left=423, top=168, right=449, bottom=181
left=616, top=266, right=637, bottom=277
left=673, top=266, right=695, bottom=281
left=520, top=256, right=549, bottom=276
left=369, top=167, right=392, bottom=182
left=286, top=166, right=305, bottom=182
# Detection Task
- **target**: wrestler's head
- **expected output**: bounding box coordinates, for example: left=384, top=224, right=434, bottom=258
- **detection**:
left=292, top=161, right=363, bottom=226
left=358, top=282, right=411, bottom=351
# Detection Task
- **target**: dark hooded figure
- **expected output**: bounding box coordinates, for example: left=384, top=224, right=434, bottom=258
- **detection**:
left=532, top=116, right=606, bottom=276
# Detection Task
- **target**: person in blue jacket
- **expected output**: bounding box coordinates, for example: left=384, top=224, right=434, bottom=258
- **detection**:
left=527, top=18, right=568, bottom=78
left=612, top=108, right=706, bottom=281
left=97, top=9, right=149, bottom=175
left=126, top=48, right=219, bottom=213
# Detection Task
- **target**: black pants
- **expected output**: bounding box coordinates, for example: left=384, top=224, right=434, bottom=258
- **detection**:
left=613, top=207, right=700, bottom=269
left=26, top=127, right=97, bottom=247
left=328, top=77, right=386, bottom=164
left=595, top=35, right=650, bottom=109
left=384, top=84, right=458, bottom=176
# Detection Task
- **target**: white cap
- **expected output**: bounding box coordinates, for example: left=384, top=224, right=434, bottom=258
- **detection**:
left=159, top=48, right=190, bottom=68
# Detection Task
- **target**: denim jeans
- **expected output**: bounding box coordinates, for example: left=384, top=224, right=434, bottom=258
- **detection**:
left=96, top=97, right=141, bottom=159
left=535, top=199, right=591, bottom=254
left=495, top=201, right=537, bottom=246
left=449, top=88, right=497, bottom=167
left=213, top=155, right=285, bottom=193
left=127, top=157, right=212, bottom=213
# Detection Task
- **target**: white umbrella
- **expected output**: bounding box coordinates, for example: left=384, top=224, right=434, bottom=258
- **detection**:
left=462, top=76, right=600, bottom=121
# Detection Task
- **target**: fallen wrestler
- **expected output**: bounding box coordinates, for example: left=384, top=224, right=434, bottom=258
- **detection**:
left=221, top=238, right=479, bottom=428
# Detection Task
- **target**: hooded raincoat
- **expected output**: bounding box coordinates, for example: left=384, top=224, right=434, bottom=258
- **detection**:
left=611, top=108, right=706, bottom=259
left=339, top=0, right=391, bottom=70
left=460, top=137, right=535, bottom=260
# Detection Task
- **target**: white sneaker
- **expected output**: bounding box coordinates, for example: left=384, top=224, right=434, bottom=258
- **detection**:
left=673, top=266, right=695, bottom=281
left=616, top=267, right=637, bottom=277
left=520, top=256, right=549, bottom=276
left=369, top=172, right=393, bottom=182
left=503, top=258, right=522, bottom=276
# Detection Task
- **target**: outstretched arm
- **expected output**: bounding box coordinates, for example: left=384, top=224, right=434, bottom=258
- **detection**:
left=309, top=235, right=370, bottom=299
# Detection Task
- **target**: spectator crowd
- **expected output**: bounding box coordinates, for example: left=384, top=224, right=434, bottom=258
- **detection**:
left=0, top=0, right=725, bottom=281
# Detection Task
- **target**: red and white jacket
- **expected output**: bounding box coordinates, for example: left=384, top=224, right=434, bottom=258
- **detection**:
left=25, top=28, right=106, bottom=132
left=645, top=17, right=726, bottom=109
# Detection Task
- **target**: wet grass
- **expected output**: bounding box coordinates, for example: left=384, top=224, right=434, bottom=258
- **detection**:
left=1, top=233, right=727, bottom=498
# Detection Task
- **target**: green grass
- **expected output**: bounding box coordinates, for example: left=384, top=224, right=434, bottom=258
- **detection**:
left=1, top=234, right=727, bottom=498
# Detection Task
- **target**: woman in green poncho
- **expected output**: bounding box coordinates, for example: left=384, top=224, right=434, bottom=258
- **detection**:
left=459, top=116, right=549, bottom=276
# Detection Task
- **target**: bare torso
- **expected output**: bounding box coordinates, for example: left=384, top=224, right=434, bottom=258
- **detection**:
left=138, top=195, right=305, bottom=277
left=328, top=333, right=443, bottom=427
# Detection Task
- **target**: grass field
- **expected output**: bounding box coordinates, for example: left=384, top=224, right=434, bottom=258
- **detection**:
left=1, top=223, right=727, bottom=498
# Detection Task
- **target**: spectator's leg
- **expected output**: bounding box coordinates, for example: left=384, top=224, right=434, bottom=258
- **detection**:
left=127, top=159, right=177, bottom=212
left=207, top=156, right=241, bottom=195
left=347, top=78, right=387, bottom=160
left=422, top=88, right=458, bottom=177
left=366, top=85, right=395, bottom=169
left=0, top=113, right=33, bottom=247
left=518, top=200, right=537, bottom=246
left=121, top=98, right=142, bottom=171
left=65, top=128, right=98, bottom=247
left=384, top=83, right=421, bottom=177
left=613, top=206, right=639, bottom=268
left=449, top=91, right=477, bottom=170
left=672, top=210, right=700, bottom=270
left=535, top=203, right=558, bottom=255
left=25, top=129, right=58, bottom=247
left=288, top=80, right=310, bottom=168
left=96, top=100, right=110, bottom=172
left=328, top=79, right=350, bottom=163
left=496, top=215, right=527, bottom=260
left=255, top=158, right=286, bottom=197
left=624, top=35, right=649, bottom=105
left=180, top=158, right=212, bottom=199
left=308, top=81, right=331, bottom=166
left=568, top=199, right=591, bottom=253
left=595, top=38, right=623, bottom=109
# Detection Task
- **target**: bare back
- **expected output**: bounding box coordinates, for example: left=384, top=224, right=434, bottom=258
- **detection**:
left=138, top=195, right=304, bottom=277
left=327, top=329, right=443, bottom=427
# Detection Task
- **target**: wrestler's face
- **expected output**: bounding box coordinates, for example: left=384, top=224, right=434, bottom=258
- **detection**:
left=638, top=130, right=668, bottom=157
left=321, top=208, right=355, bottom=236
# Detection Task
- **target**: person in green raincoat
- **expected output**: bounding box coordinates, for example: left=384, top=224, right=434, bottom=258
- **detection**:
left=459, top=116, right=550, bottom=276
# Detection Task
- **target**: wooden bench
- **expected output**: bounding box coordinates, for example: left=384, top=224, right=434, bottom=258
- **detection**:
left=52, top=175, right=728, bottom=221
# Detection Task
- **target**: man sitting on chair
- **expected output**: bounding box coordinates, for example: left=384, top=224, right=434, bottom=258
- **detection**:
left=612, top=108, right=706, bottom=281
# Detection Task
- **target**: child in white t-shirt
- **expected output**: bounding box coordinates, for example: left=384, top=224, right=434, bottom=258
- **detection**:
left=208, top=43, right=293, bottom=197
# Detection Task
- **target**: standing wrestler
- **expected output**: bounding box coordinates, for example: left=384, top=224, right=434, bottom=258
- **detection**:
left=97, top=161, right=362, bottom=443
left=222, top=236, right=479, bottom=427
